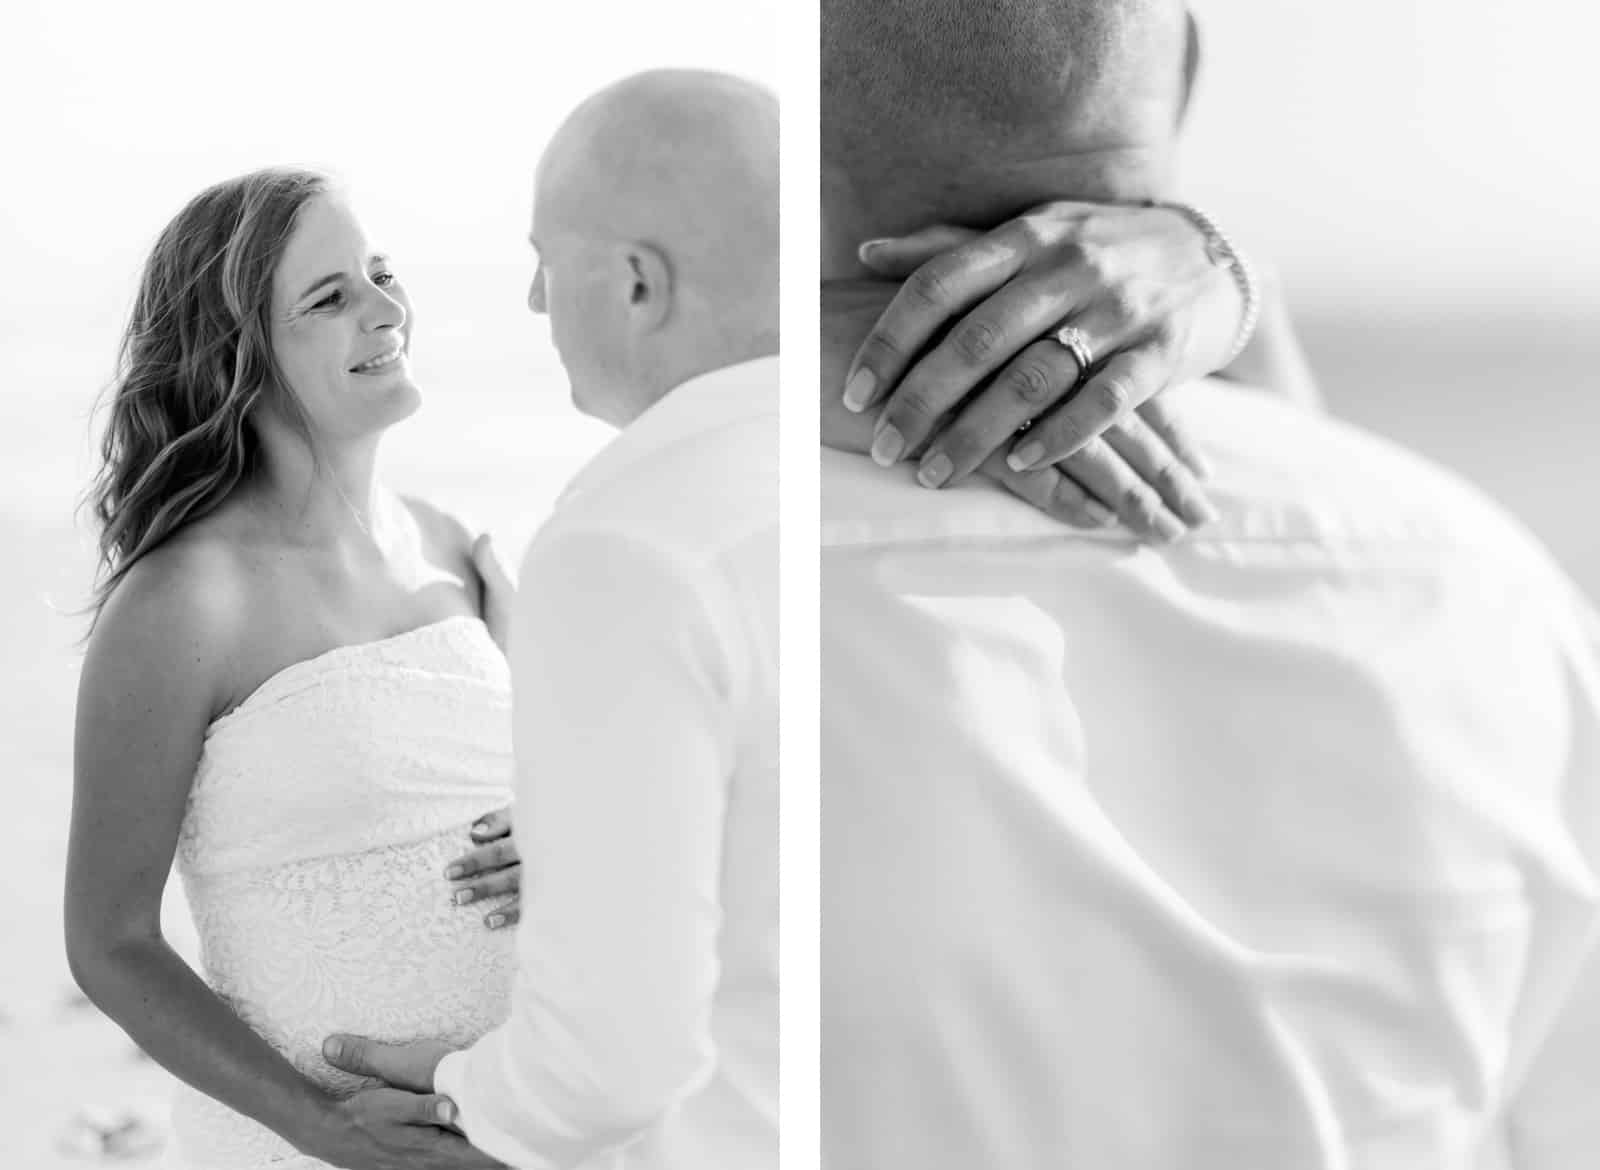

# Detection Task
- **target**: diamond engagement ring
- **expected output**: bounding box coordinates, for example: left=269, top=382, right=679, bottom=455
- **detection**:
left=1052, top=325, right=1094, bottom=382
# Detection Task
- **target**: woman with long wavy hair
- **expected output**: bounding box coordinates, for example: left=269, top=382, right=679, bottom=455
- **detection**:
left=66, top=167, right=515, bottom=1170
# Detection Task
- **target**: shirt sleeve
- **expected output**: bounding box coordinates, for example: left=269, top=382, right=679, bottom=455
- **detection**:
left=1506, top=596, right=1600, bottom=1169
left=436, top=526, right=743, bottom=1170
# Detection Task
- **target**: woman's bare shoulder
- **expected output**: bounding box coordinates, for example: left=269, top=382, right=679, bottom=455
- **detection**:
left=85, top=525, right=256, bottom=712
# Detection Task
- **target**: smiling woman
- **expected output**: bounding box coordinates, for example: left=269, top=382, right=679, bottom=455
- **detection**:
left=64, top=167, right=521, bottom=1170
left=87, top=169, right=331, bottom=613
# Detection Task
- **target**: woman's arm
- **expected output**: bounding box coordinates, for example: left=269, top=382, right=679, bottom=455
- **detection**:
left=67, top=549, right=341, bottom=1145
left=66, top=547, right=476, bottom=1170
left=1216, top=260, right=1323, bottom=412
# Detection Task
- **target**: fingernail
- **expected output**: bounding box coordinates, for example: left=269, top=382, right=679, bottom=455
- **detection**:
left=453, top=889, right=475, bottom=906
left=444, top=865, right=465, bottom=880
left=487, top=914, right=506, bottom=930
left=857, top=238, right=894, bottom=261
left=322, top=1038, right=342, bottom=1061
left=917, top=452, right=953, bottom=489
left=470, top=821, right=490, bottom=836
left=1007, top=441, right=1044, bottom=472
left=437, top=1101, right=458, bottom=1125
left=842, top=368, right=876, bottom=413
left=871, top=425, right=905, bottom=467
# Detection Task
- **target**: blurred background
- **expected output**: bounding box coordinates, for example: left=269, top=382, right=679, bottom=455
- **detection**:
left=0, top=1, right=776, bottom=1163
left=3, top=0, right=1597, bottom=1164
left=1182, top=1, right=1599, bottom=593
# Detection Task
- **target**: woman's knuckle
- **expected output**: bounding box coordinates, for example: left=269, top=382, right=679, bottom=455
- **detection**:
left=864, top=330, right=904, bottom=364
left=893, top=381, right=942, bottom=426
left=1048, top=414, right=1086, bottom=454
left=1007, top=359, right=1055, bottom=405
left=1094, top=377, right=1133, bottom=418
left=952, top=318, right=1002, bottom=365
left=906, top=264, right=953, bottom=308
left=1102, top=285, right=1139, bottom=326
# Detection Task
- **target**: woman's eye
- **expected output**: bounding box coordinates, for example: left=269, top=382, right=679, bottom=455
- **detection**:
left=373, top=271, right=396, bottom=287
left=314, top=290, right=344, bottom=310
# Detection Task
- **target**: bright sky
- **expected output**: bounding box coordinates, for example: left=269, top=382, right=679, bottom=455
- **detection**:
left=1183, top=0, right=1600, bottom=317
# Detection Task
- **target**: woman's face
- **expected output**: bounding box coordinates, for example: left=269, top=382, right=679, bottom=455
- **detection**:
left=268, top=193, right=420, bottom=442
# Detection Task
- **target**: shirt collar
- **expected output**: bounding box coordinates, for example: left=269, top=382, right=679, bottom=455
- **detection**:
left=557, top=355, right=779, bottom=507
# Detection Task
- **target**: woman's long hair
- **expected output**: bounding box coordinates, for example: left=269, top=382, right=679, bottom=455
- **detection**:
left=85, top=167, right=328, bottom=618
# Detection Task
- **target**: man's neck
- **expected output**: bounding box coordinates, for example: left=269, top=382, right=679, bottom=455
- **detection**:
left=821, top=146, right=1176, bottom=281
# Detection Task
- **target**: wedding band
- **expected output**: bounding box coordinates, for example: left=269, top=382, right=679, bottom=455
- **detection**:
left=1051, top=325, right=1094, bottom=378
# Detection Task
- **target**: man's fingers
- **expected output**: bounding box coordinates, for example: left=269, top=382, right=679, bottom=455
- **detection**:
left=322, top=1034, right=377, bottom=1077
left=843, top=236, right=1028, bottom=415
left=914, top=337, right=1087, bottom=489
left=485, top=901, right=520, bottom=931
left=468, top=806, right=513, bottom=842
left=445, top=836, right=519, bottom=881
left=1009, top=348, right=1164, bottom=470
left=1102, top=413, right=1217, bottom=528
left=979, top=451, right=1114, bottom=530
left=1059, top=437, right=1188, bottom=543
left=452, top=866, right=520, bottom=907
left=1137, top=394, right=1211, bottom=480
left=415, top=1093, right=459, bottom=1128
left=856, top=224, right=982, bottom=278
left=324, top=1038, right=444, bottom=1094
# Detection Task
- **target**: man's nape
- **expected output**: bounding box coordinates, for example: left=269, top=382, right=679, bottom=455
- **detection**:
left=821, top=0, right=1191, bottom=276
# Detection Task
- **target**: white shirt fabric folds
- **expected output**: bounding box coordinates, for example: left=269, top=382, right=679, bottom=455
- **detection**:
left=821, top=381, right=1600, bottom=1170
left=436, top=357, right=778, bottom=1170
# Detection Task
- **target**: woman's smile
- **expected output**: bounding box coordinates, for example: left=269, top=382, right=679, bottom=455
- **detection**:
left=349, top=343, right=407, bottom=375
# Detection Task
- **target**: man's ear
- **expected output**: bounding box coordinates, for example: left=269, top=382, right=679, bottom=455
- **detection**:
left=1177, top=7, right=1201, bottom=127
left=622, top=244, right=673, bottom=331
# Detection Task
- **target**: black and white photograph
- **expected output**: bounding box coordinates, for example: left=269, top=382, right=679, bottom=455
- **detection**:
left=821, top=1, right=1599, bottom=1166
left=3, top=3, right=777, bottom=1167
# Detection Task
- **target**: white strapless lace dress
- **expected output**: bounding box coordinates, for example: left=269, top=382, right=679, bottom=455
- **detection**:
left=167, top=616, right=517, bottom=1169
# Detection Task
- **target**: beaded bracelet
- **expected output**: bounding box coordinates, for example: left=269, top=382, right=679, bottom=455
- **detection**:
left=1154, top=201, right=1261, bottom=368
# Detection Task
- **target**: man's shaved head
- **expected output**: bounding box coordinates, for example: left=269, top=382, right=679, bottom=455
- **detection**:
left=532, top=69, right=779, bottom=423
left=823, top=0, right=1191, bottom=232
left=539, top=68, right=778, bottom=332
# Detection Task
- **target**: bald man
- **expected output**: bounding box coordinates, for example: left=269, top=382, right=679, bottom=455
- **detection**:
left=324, top=69, right=778, bottom=1170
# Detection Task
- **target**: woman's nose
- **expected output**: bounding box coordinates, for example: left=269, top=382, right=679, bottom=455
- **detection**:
left=528, top=268, right=547, bottom=315
left=365, top=281, right=408, bottom=331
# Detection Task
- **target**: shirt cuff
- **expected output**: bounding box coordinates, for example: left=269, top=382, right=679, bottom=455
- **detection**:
left=435, top=1046, right=546, bottom=1170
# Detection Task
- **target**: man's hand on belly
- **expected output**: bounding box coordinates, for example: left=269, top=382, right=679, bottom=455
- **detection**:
left=445, top=807, right=522, bottom=931
left=323, top=1035, right=453, bottom=1094
left=297, top=1076, right=507, bottom=1169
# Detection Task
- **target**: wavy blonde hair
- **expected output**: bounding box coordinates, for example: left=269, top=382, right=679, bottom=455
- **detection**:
left=86, top=167, right=328, bottom=617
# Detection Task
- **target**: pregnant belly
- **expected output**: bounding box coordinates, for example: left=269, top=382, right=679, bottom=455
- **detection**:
left=171, top=829, right=517, bottom=1168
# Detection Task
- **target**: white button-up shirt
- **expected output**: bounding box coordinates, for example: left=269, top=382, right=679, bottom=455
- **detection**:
left=822, top=381, right=1600, bottom=1170
left=437, top=357, right=778, bottom=1170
